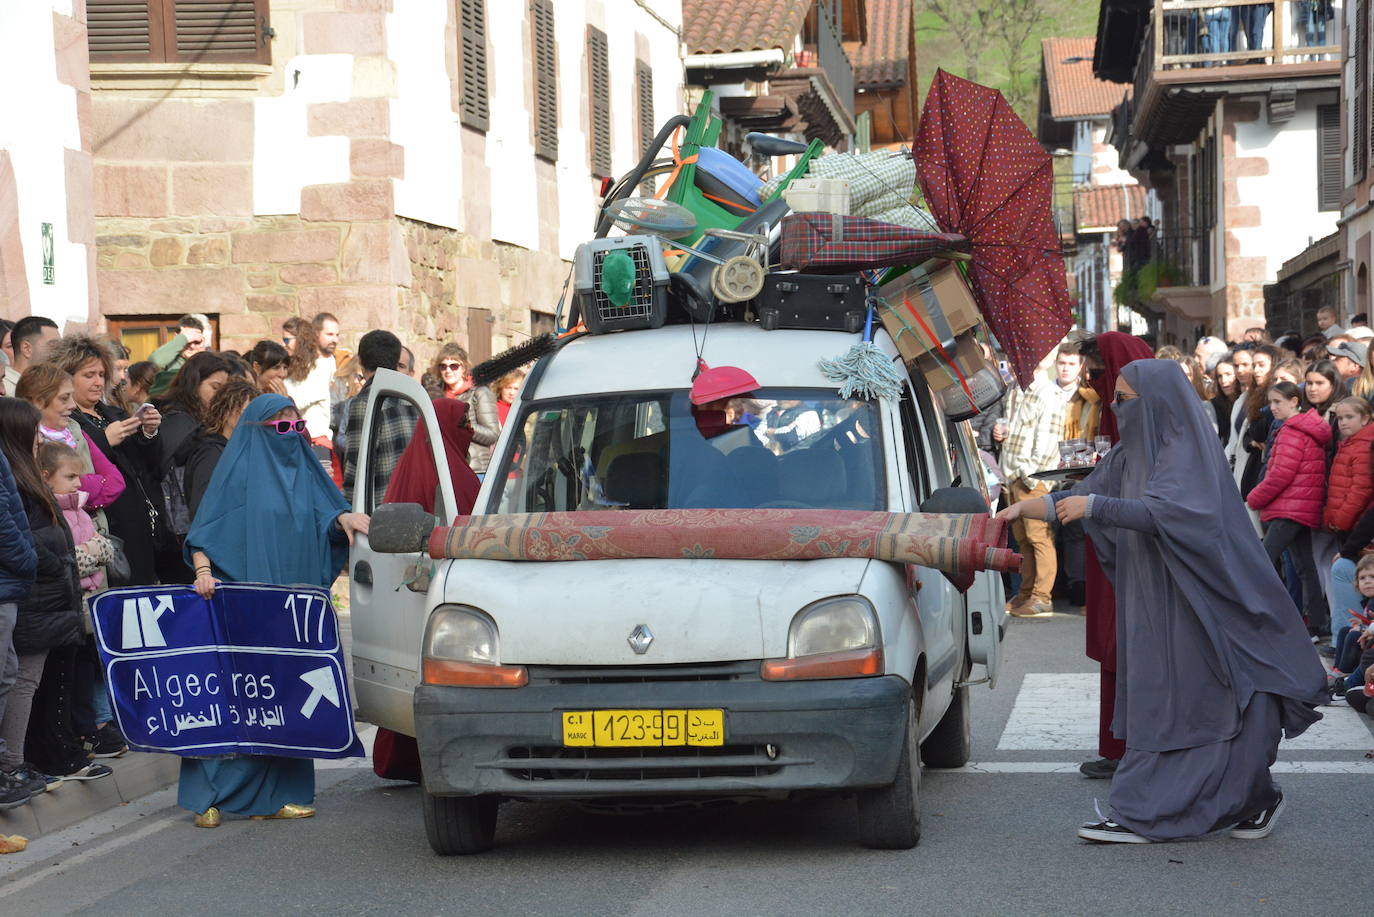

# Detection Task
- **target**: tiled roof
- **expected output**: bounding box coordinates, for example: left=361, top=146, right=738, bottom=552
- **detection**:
left=1075, top=183, right=1147, bottom=232
left=682, top=0, right=812, bottom=54
left=1042, top=36, right=1130, bottom=120
left=854, top=0, right=910, bottom=87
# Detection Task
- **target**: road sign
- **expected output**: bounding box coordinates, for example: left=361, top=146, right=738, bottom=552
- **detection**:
left=90, top=584, right=365, bottom=759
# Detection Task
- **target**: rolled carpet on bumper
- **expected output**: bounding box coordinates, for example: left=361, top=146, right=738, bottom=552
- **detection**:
left=427, top=508, right=1018, bottom=590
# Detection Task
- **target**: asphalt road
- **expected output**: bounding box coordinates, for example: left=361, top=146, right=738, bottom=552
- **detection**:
left=2, top=609, right=1370, bottom=917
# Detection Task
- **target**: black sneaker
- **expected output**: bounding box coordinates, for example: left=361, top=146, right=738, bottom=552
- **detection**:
left=86, top=724, right=128, bottom=759
left=1230, top=791, right=1285, bottom=840
left=15, top=763, right=61, bottom=793
left=1079, top=757, right=1120, bottom=779
left=61, top=763, right=113, bottom=782
left=2, top=763, right=50, bottom=797
left=0, top=771, right=32, bottom=810
left=1077, top=818, right=1151, bottom=844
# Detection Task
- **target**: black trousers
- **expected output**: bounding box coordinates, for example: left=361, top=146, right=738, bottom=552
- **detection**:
left=1261, top=518, right=1329, bottom=636
left=25, top=645, right=90, bottom=776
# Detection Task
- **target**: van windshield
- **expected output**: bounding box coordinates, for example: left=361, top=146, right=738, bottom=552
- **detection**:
left=489, top=389, right=885, bottom=513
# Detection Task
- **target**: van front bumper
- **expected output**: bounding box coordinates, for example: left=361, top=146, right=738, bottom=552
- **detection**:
left=413, top=667, right=910, bottom=799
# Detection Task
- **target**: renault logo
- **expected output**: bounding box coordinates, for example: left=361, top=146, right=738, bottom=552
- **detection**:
left=627, top=624, right=653, bottom=655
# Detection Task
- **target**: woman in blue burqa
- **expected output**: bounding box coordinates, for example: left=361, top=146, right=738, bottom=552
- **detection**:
left=180, top=393, right=369, bottom=828
left=1000, top=360, right=1326, bottom=843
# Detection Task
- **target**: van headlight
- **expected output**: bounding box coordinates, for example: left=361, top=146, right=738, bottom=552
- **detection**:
left=422, top=605, right=526, bottom=687
left=761, top=596, right=882, bottom=681
left=788, top=596, right=879, bottom=656
left=425, top=605, right=499, bottom=664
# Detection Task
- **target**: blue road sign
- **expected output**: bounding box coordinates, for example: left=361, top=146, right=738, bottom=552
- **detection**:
left=90, top=584, right=365, bottom=759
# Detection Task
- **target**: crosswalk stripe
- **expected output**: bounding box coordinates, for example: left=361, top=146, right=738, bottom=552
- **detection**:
left=996, top=673, right=1374, bottom=751
left=935, top=761, right=1374, bottom=775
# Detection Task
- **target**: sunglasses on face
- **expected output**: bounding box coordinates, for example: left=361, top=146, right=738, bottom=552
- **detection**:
left=439, top=362, right=465, bottom=372
left=261, top=419, right=308, bottom=435
left=1086, top=367, right=1106, bottom=383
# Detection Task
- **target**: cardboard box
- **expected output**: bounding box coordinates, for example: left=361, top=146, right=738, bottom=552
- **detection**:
left=913, top=331, right=992, bottom=394
left=876, top=261, right=981, bottom=367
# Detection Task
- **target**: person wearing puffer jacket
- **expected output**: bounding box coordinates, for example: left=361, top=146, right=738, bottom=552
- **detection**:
left=1248, top=381, right=1333, bottom=636
left=1324, top=397, right=1374, bottom=535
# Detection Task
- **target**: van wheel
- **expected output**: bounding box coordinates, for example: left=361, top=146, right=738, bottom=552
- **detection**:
left=920, top=659, right=971, bottom=769
left=855, top=689, right=921, bottom=849
left=423, top=790, right=498, bottom=855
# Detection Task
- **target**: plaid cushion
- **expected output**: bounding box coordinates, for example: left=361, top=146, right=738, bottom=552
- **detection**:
left=779, top=212, right=967, bottom=274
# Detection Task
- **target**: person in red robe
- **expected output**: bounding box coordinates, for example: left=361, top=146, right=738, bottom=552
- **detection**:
left=1079, top=332, right=1154, bottom=779
left=370, top=399, right=482, bottom=783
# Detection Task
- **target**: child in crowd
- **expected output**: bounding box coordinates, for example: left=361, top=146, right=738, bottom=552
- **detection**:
left=1323, top=397, right=1374, bottom=534
left=1247, top=381, right=1333, bottom=636
left=40, top=442, right=113, bottom=594
left=1330, top=555, right=1374, bottom=707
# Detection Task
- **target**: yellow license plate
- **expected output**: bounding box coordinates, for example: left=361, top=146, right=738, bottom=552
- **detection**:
left=561, top=709, right=724, bottom=747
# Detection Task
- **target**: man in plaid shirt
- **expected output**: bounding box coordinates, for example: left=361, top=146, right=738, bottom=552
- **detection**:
left=342, top=330, right=419, bottom=502
left=999, top=342, right=1084, bottom=618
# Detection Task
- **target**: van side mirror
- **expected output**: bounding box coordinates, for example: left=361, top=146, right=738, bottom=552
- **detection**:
left=919, top=486, right=992, bottom=515
left=368, top=503, right=437, bottom=554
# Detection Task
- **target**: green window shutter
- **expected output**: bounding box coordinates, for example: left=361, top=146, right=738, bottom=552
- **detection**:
left=531, top=0, right=558, bottom=162
left=588, top=26, right=611, bottom=177
left=459, top=0, right=489, bottom=132
left=1318, top=103, right=1342, bottom=212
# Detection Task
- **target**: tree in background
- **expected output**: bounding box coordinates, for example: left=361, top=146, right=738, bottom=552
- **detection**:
left=918, top=0, right=1095, bottom=122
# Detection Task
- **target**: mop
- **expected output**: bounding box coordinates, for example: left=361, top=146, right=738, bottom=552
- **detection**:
left=817, top=295, right=906, bottom=401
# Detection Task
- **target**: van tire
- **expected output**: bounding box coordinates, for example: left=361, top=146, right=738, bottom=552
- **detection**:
left=921, top=659, right=971, bottom=769
left=423, top=790, right=498, bottom=855
left=855, top=690, right=921, bottom=849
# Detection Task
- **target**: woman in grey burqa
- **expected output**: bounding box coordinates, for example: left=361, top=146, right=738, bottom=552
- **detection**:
left=1000, top=359, right=1327, bottom=843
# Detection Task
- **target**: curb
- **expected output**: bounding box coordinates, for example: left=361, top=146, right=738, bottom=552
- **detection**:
left=0, top=752, right=181, bottom=841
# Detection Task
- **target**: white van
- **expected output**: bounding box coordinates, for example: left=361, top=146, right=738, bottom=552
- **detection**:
left=349, top=323, right=1004, bottom=854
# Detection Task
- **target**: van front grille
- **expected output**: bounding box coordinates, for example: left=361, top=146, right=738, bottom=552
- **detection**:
left=499, top=744, right=786, bottom=781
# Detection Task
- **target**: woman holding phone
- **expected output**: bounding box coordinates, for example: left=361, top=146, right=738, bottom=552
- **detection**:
left=45, top=335, right=166, bottom=586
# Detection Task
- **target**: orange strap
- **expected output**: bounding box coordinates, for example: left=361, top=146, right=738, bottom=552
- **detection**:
left=654, top=127, right=698, bottom=201
left=904, top=295, right=975, bottom=405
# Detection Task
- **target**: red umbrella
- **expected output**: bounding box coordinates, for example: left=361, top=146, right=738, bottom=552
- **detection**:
left=915, top=70, right=1073, bottom=387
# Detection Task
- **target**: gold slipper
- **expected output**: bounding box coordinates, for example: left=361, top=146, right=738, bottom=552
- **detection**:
left=194, top=807, right=221, bottom=828
left=251, top=803, right=315, bottom=820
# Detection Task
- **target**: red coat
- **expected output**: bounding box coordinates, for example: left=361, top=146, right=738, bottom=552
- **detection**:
left=1325, top=423, right=1374, bottom=532
left=1246, top=410, right=1332, bottom=527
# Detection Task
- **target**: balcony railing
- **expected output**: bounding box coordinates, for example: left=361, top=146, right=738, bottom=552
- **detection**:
left=1152, top=229, right=1211, bottom=287
left=1154, top=0, right=1340, bottom=69
left=799, top=1, right=855, bottom=115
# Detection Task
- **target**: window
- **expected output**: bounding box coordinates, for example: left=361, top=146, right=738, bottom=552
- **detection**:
left=458, top=0, right=489, bottom=131
left=87, top=0, right=271, bottom=65
left=466, top=307, right=492, bottom=365
left=490, top=389, right=884, bottom=514
left=1318, top=103, right=1342, bottom=211
left=106, top=314, right=219, bottom=361
left=531, top=0, right=558, bottom=162
left=362, top=393, right=423, bottom=515
left=587, top=26, right=611, bottom=177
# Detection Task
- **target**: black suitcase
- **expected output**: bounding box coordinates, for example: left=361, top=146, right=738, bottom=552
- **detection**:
left=758, top=273, right=867, bottom=333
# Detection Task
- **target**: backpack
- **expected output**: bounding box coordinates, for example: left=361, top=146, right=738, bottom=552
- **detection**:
left=160, top=464, right=193, bottom=537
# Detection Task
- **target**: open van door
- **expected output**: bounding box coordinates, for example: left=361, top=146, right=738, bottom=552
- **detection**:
left=348, top=369, right=456, bottom=734
left=947, top=421, right=1004, bottom=689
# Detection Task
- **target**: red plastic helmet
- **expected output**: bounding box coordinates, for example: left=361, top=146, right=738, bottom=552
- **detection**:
left=690, top=360, right=759, bottom=405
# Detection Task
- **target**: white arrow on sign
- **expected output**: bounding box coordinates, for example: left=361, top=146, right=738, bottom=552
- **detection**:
left=298, top=666, right=340, bottom=719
